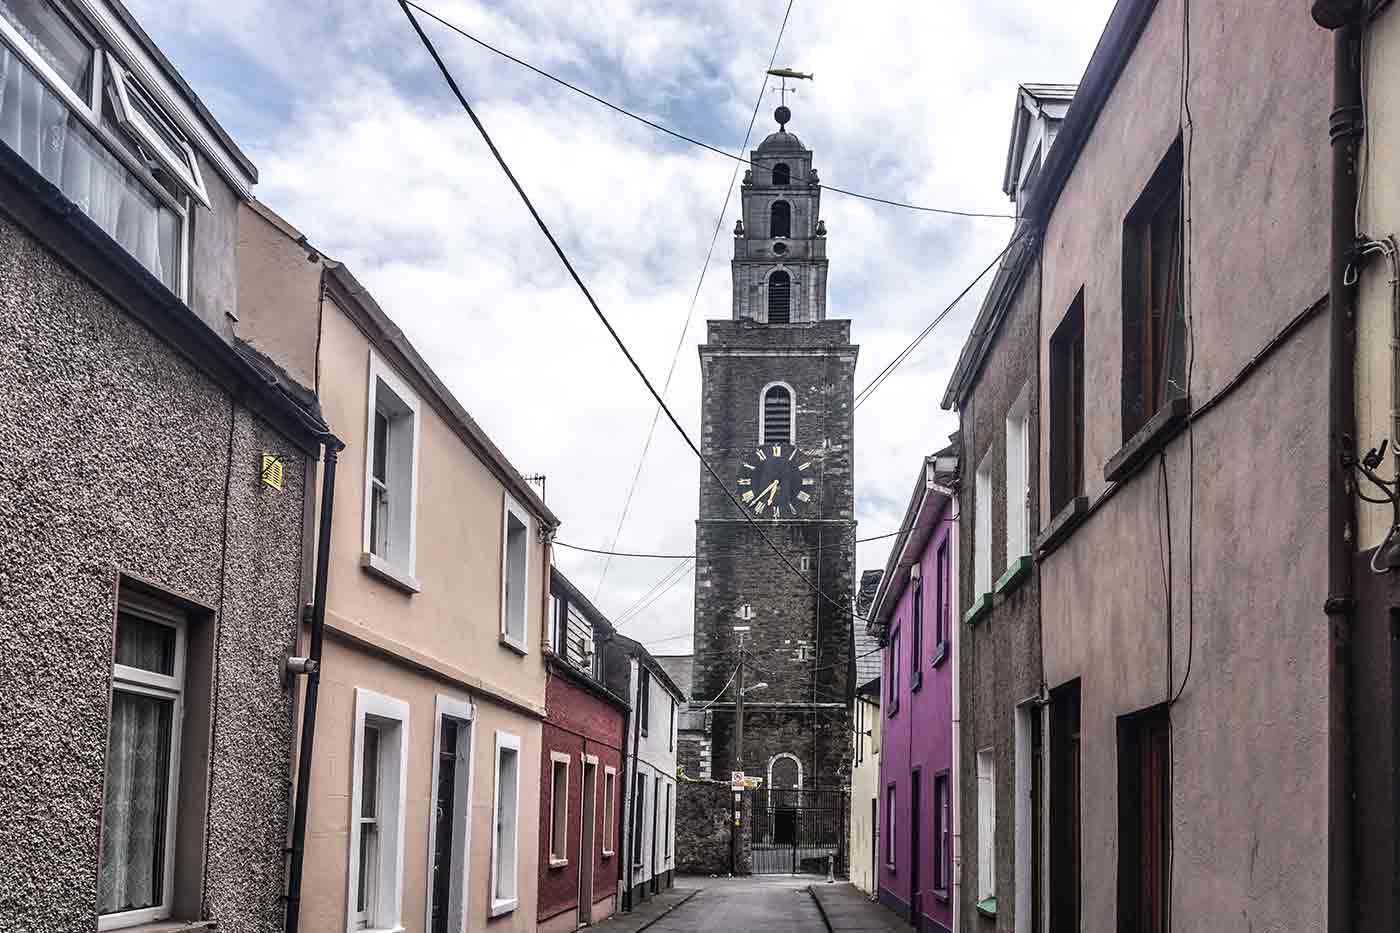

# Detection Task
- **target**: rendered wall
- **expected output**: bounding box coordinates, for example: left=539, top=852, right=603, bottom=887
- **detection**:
left=0, top=210, right=307, bottom=933
left=1036, top=2, right=1330, bottom=930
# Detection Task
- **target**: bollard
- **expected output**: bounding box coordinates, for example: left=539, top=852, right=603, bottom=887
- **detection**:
left=827, top=854, right=834, bottom=884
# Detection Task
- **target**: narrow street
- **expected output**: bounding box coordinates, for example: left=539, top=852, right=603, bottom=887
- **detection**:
left=644, top=877, right=827, bottom=932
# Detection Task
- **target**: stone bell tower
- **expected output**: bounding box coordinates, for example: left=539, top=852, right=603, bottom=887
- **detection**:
left=690, top=104, right=857, bottom=793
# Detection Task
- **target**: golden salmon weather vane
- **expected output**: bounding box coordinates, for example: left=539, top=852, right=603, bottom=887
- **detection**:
left=767, top=67, right=813, bottom=129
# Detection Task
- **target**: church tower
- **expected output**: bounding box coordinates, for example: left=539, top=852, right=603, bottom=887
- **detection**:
left=691, top=105, right=857, bottom=793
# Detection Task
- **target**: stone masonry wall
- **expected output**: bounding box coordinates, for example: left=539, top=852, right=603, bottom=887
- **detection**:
left=675, top=781, right=752, bottom=876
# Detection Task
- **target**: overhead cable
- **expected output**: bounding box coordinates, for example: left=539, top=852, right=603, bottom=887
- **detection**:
left=403, top=0, right=1014, bottom=220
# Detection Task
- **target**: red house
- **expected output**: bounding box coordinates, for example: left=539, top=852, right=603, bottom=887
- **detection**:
left=539, top=570, right=630, bottom=931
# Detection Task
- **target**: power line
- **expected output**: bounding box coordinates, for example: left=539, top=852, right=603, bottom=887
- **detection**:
left=595, top=0, right=795, bottom=601
left=403, top=0, right=1015, bottom=220
left=399, top=0, right=875, bottom=628
left=854, top=231, right=1027, bottom=410
left=614, top=560, right=696, bottom=627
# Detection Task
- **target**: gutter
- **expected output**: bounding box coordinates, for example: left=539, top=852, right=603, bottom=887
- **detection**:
left=1313, top=6, right=1365, bottom=933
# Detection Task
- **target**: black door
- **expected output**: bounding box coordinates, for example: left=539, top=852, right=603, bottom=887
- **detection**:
left=431, top=719, right=458, bottom=933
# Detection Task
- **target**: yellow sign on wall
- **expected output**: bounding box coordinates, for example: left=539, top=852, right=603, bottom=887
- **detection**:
left=261, top=453, right=285, bottom=490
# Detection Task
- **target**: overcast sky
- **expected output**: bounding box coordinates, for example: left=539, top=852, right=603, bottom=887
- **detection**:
left=129, top=0, right=1115, bottom=655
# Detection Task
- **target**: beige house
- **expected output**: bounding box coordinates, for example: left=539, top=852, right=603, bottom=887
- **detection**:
left=237, top=201, right=558, bottom=933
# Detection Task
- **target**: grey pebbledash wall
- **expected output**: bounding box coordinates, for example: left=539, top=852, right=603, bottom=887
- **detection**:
left=0, top=210, right=309, bottom=932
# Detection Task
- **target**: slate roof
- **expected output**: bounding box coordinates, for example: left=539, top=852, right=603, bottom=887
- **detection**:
left=853, top=569, right=885, bottom=689
left=652, top=655, right=693, bottom=704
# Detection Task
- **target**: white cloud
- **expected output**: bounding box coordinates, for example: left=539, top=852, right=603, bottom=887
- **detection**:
left=129, top=0, right=1115, bottom=654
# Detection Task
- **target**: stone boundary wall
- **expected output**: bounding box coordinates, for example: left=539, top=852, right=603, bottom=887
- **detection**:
left=675, top=781, right=752, bottom=876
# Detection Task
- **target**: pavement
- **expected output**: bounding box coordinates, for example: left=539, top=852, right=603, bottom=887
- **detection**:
left=586, top=875, right=832, bottom=932
left=808, top=882, right=909, bottom=931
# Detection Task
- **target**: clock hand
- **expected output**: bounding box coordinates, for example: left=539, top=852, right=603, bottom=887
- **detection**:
left=755, top=480, right=779, bottom=507
left=765, top=481, right=781, bottom=507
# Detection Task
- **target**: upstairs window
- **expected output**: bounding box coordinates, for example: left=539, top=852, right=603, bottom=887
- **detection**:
left=767, top=270, right=791, bottom=323
left=761, top=383, right=794, bottom=445
left=638, top=666, right=651, bottom=736
left=0, top=0, right=193, bottom=295
left=1122, top=140, right=1186, bottom=440
left=1050, top=293, right=1086, bottom=515
left=975, top=454, right=993, bottom=596
left=769, top=199, right=791, bottom=238
left=934, top=540, right=950, bottom=655
left=772, top=162, right=790, bottom=186
left=910, top=574, right=923, bottom=690
left=363, top=354, right=421, bottom=589
left=1006, top=386, right=1031, bottom=561
left=500, top=496, right=531, bottom=652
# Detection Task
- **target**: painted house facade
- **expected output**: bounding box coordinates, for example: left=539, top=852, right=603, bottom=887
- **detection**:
left=0, top=2, right=332, bottom=931
left=871, top=451, right=959, bottom=932
left=236, top=201, right=558, bottom=933
left=1028, top=1, right=1332, bottom=930
left=848, top=570, right=885, bottom=896
left=538, top=570, right=629, bottom=932
left=601, top=634, right=683, bottom=910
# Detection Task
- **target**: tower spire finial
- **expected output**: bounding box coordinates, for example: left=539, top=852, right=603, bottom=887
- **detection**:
left=766, top=67, right=813, bottom=131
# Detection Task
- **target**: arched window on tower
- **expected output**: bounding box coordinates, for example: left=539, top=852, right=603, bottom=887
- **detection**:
left=768, top=270, right=791, bottom=323
left=772, top=162, right=790, bottom=186
left=762, top=384, right=794, bottom=445
left=770, top=200, right=791, bottom=238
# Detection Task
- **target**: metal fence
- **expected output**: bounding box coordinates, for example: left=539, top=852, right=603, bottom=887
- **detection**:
left=749, top=787, right=848, bottom=876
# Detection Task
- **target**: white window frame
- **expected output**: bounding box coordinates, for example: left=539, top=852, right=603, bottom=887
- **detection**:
left=424, top=695, right=475, bottom=933
left=109, top=65, right=209, bottom=207
left=977, top=748, right=996, bottom=901
left=663, top=781, right=672, bottom=859
left=489, top=730, right=522, bottom=918
left=602, top=766, right=617, bottom=857
left=975, top=453, right=994, bottom=596
left=0, top=5, right=192, bottom=298
left=1006, top=385, right=1031, bottom=563
left=361, top=352, right=422, bottom=592
left=499, top=494, right=532, bottom=653
left=98, top=596, right=187, bottom=931
left=549, top=751, right=571, bottom=867
left=346, top=688, right=410, bottom=933
left=884, top=783, right=897, bottom=869
left=758, top=380, right=797, bottom=446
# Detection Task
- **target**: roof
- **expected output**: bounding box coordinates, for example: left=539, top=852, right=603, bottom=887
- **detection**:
left=652, top=655, right=693, bottom=702
left=868, top=445, right=960, bottom=629
left=321, top=260, right=559, bottom=527
left=609, top=633, right=686, bottom=701
left=1002, top=83, right=1077, bottom=198
left=1021, top=83, right=1079, bottom=101
left=756, top=129, right=808, bottom=153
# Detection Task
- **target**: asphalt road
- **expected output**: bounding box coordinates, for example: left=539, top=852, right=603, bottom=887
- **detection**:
left=645, top=876, right=828, bottom=932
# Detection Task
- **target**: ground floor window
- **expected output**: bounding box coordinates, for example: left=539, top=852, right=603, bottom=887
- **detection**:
left=977, top=749, right=996, bottom=903
left=602, top=767, right=617, bottom=857
left=349, top=688, right=409, bottom=932
left=490, top=731, right=521, bottom=917
left=549, top=751, right=571, bottom=866
left=632, top=773, right=647, bottom=867
left=932, top=771, right=950, bottom=898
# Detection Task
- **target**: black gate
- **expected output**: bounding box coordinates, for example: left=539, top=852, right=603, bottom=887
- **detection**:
left=750, top=787, right=848, bottom=875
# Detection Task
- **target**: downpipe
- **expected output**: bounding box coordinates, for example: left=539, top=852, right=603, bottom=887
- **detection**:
left=1313, top=4, right=1364, bottom=932
left=285, top=439, right=343, bottom=933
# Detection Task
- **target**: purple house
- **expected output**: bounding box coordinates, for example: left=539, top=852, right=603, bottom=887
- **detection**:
left=870, top=445, right=959, bottom=933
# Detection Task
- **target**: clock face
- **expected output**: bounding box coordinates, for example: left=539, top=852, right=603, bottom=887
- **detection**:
left=736, top=444, right=816, bottom=517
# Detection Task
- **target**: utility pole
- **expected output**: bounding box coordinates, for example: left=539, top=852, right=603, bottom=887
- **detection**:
left=735, top=639, right=747, bottom=773
left=731, top=607, right=752, bottom=876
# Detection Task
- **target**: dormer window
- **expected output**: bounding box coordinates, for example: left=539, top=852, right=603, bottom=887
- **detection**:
left=772, top=162, right=790, bottom=186
left=768, top=270, right=791, bottom=323
left=770, top=200, right=791, bottom=238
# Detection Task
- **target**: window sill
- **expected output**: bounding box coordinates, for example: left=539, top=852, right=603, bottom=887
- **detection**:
left=963, top=592, right=992, bottom=626
left=933, top=889, right=950, bottom=904
left=602, top=850, right=615, bottom=860
left=499, top=633, right=529, bottom=656
left=1104, top=396, right=1190, bottom=485
left=1035, top=497, right=1088, bottom=559
left=489, top=898, right=518, bottom=918
left=105, top=922, right=217, bottom=933
left=931, top=640, right=949, bottom=669
left=549, top=856, right=569, bottom=869
left=994, top=555, right=1032, bottom=596
left=976, top=896, right=997, bottom=918
left=361, top=552, right=421, bottom=594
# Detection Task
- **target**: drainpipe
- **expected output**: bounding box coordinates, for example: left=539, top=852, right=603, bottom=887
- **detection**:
left=285, top=439, right=343, bottom=933
left=948, top=490, right=962, bottom=933
left=1312, top=4, right=1364, bottom=932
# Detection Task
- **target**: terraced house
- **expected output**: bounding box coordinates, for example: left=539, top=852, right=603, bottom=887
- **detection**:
left=0, top=1, right=334, bottom=930
left=237, top=201, right=558, bottom=933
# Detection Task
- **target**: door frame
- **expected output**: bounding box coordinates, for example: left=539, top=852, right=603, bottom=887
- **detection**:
left=578, top=755, right=598, bottom=924
left=910, top=767, right=922, bottom=927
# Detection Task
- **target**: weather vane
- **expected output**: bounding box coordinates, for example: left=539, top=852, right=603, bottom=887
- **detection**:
left=767, top=67, right=813, bottom=129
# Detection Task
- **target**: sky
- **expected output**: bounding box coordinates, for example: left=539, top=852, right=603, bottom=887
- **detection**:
left=128, top=0, right=1116, bottom=655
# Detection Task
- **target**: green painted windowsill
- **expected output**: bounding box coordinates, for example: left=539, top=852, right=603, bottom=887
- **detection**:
left=976, top=896, right=997, bottom=918
left=963, top=592, right=992, bottom=626
left=994, top=555, right=1033, bottom=595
